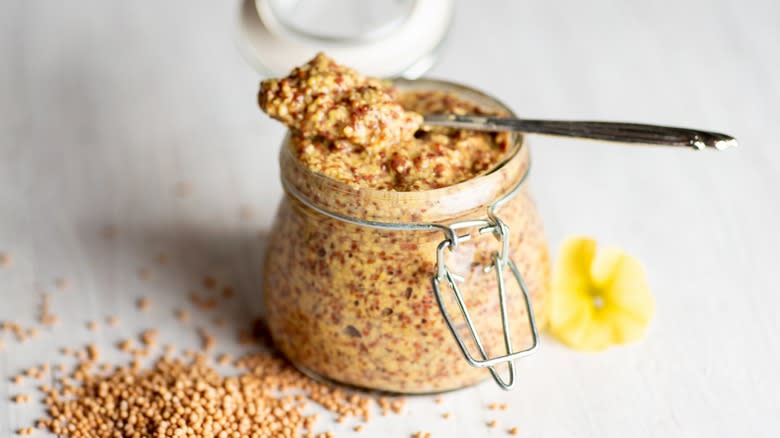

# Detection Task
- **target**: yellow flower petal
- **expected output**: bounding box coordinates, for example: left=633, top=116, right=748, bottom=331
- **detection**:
left=589, top=246, right=624, bottom=289
left=553, top=236, right=597, bottom=297
left=548, top=238, right=595, bottom=334
left=594, top=247, right=655, bottom=329
left=549, top=296, right=592, bottom=344
left=548, top=237, right=654, bottom=351
left=580, top=314, right=618, bottom=351
left=604, top=309, right=651, bottom=344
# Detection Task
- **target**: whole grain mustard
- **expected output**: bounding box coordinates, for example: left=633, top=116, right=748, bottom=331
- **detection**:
left=259, top=53, right=513, bottom=191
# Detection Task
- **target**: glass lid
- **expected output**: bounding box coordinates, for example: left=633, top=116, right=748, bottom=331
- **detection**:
left=237, top=0, right=454, bottom=78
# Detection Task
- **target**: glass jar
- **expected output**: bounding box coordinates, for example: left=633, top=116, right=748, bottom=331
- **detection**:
left=263, top=79, right=550, bottom=393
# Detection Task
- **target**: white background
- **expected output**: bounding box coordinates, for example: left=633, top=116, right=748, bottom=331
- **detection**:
left=1, top=1, right=778, bottom=436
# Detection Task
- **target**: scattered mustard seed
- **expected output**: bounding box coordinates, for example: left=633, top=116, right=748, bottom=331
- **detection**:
left=137, top=267, right=151, bottom=281
left=174, top=181, right=192, bottom=198
left=0, top=252, right=11, bottom=267
left=239, top=204, right=255, bottom=221
left=203, top=275, right=217, bottom=289
left=100, top=224, right=118, bottom=240
left=12, top=324, right=27, bottom=342
left=175, top=309, right=190, bottom=322
left=155, top=252, right=169, bottom=266
left=55, top=277, right=69, bottom=290
left=41, top=314, right=59, bottom=326
left=117, top=339, right=133, bottom=352
left=217, top=353, right=232, bottom=366
left=137, top=297, right=151, bottom=312
left=87, top=344, right=100, bottom=362
left=390, top=398, right=406, bottom=414
left=140, top=329, right=159, bottom=347
left=198, top=327, right=215, bottom=351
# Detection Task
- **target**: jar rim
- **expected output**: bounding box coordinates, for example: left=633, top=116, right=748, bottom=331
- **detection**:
left=278, top=78, right=530, bottom=224
left=280, top=77, right=525, bottom=197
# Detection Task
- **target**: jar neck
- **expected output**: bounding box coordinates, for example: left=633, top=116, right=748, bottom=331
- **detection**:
left=278, top=135, right=530, bottom=225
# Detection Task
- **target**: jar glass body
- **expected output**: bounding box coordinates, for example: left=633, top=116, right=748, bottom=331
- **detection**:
left=263, top=79, right=550, bottom=393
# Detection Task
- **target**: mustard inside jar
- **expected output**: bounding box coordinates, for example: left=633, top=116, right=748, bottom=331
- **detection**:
left=260, top=54, right=550, bottom=393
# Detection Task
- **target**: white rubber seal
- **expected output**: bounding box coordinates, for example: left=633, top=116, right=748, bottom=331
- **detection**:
left=237, top=0, right=453, bottom=78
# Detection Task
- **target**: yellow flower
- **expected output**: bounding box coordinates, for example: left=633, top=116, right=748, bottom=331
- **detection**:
left=548, top=237, right=654, bottom=351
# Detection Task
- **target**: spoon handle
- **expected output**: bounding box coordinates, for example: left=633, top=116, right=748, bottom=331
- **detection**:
left=422, top=115, right=737, bottom=150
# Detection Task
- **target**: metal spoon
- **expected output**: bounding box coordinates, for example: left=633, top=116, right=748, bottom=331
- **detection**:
left=422, top=114, right=737, bottom=150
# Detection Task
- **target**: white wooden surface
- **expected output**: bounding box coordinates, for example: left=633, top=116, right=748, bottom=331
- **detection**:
left=1, top=0, right=779, bottom=436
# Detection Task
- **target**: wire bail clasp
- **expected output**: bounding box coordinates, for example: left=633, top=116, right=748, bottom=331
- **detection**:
left=431, top=216, right=539, bottom=390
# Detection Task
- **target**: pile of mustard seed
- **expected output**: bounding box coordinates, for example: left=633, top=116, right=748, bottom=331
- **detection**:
left=33, top=347, right=385, bottom=438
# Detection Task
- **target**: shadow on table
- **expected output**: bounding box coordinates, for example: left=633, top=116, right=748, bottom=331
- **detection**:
left=78, top=218, right=272, bottom=349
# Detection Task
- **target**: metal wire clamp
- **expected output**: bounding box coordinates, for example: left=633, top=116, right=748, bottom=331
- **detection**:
left=431, top=213, right=539, bottom=390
